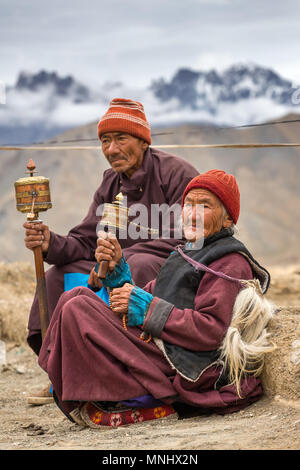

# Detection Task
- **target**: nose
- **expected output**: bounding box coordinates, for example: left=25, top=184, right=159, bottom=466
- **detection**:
left=191, top=205, right=198, bottom=222
left=107, top=139, right=120, bottom=155
left=192, top=204, right=204, bottom=223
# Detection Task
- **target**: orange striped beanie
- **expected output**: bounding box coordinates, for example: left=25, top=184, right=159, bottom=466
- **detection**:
left=97, top=98, right=151, bottom=144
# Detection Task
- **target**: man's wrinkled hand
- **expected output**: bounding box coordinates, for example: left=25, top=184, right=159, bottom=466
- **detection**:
left=23, top=222, right=50, bottom=253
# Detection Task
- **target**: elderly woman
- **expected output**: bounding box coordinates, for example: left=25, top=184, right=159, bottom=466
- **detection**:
left=38, top=170, right=275, bottom=428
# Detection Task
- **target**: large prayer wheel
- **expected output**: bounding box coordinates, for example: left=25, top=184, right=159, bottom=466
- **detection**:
left=14, top=159, right=51, bottom=340
left=14, top=159, right=52, bottom=221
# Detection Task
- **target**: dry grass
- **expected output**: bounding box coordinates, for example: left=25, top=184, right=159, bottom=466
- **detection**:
left=0, top=262, right=35, bottom=343
left=261, top=307, right=300, bottom=400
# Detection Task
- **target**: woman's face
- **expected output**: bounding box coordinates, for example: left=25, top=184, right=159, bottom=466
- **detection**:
left=182, top=188, right=233, bottom=241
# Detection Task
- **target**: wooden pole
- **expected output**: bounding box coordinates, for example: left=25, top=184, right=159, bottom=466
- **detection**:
left=98, top=260, right=109, bottom=279
left=32, top=243, right=49, bottom=340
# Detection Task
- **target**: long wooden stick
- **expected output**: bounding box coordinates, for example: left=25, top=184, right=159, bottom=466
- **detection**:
left=32, top=244, right=49, bottom=341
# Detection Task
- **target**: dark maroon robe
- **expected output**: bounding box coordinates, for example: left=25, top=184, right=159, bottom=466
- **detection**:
left=38, top=252, right=263, bottom=416
left=28, top=148, right=198, bottom=354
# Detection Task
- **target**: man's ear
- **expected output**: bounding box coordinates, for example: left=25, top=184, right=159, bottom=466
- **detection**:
left=141, top=140, right=148, bottom=152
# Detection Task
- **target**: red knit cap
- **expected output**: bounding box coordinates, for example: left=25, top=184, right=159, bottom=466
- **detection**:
left=181, top=170, right=240, bottom=224
left=97, top=98, right=151, bottom=144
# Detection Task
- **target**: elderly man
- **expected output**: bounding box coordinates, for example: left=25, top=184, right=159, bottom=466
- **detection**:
left=24, top=98, right=198, bottom=403
left=38, top=170, right=274, bottom=427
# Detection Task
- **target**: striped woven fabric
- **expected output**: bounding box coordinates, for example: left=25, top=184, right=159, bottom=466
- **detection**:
left=80, top=401, right=177, bottom=428
left=97, top=98, right=152, bottom=144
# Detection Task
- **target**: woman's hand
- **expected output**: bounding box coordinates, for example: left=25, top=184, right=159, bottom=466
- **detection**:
left=87, top=267, right=103, bottom=290
left=109, top=283, right=134, bottom=314
left=95, top=231, right=123, bottom=272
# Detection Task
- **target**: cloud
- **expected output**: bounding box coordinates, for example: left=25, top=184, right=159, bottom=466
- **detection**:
left=0, top=74, right=295, bottom=137
left=1, top=0, right=300, bottom=88
left=193, top=52, right=237, bottom=72
left=0, top=81, right=5, bottom=104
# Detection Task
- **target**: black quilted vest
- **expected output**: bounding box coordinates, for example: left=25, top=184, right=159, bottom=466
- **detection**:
left=152, top=228, right=270, bottom=382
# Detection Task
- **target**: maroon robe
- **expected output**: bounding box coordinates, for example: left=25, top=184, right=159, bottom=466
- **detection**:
left=28, top=148, right=198, bottom=354
left=38, top=252, right=263, bottom=416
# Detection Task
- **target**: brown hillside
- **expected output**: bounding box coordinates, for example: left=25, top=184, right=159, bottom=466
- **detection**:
left=1, top=113, right=300, bottom=266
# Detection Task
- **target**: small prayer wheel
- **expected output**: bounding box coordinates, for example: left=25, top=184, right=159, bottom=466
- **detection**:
left=97, top=192, right=128, bottom=279
left=100, top=192, right=128, bottom=230
left=14, top=159, right=52, bottom=221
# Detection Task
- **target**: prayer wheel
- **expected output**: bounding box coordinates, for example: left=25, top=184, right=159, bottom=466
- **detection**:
left=100, top=192, right=128, bottom=230
left=97, top=192, right=128, bottom=278
left=14, top=159, right=51, bottom=340
left=14, top=159, right=52, bottom=221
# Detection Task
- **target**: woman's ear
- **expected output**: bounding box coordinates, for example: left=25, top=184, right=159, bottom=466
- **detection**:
left=223, top=214, right=234, bottom=229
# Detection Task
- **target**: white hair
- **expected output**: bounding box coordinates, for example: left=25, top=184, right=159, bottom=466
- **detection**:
left=219, top=279, right=276, bottom=397
left=221, top=203, right=238, bottom=235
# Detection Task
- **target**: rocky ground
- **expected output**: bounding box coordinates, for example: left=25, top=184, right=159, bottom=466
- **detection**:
left=0, top=262, right=299, bottom=452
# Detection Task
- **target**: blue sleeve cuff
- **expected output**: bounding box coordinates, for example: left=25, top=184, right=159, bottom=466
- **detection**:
left=99, top=255, right=132, bottom=288
left=128, top=286, right=154, bottom=327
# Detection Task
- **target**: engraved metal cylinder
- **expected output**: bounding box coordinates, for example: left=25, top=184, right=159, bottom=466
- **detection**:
left=100, top=202, right=129, bottom=230
left=14, top=175, right=52, bottom=215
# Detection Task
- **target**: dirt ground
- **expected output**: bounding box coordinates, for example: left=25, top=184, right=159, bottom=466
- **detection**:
left=0, top=262, right=299, bottom=451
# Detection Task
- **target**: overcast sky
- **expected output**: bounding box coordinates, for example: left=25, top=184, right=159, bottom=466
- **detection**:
left=1, top=0, right=300, bottom=88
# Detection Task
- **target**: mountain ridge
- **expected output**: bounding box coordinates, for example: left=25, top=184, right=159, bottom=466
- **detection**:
left=1, top=63, right=299, bottom=145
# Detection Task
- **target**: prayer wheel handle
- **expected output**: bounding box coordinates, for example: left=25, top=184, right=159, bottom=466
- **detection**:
left=97, top=260, right=109, bottom=279
left=95, top=231, right=113, bottom=279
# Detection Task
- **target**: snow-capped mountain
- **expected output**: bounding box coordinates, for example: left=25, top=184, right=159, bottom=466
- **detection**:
left=15, top=70, right=90, bottom=102
left=0, top=64, right=299, bottom=145
left=149, top=64, right=299, bottom=127
left=151, top=64, right=294, bottom=109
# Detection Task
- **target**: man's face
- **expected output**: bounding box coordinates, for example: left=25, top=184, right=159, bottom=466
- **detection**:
left=100, top=132, right=148, bottom=178
left=182, top=188, right=233, bottom=241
